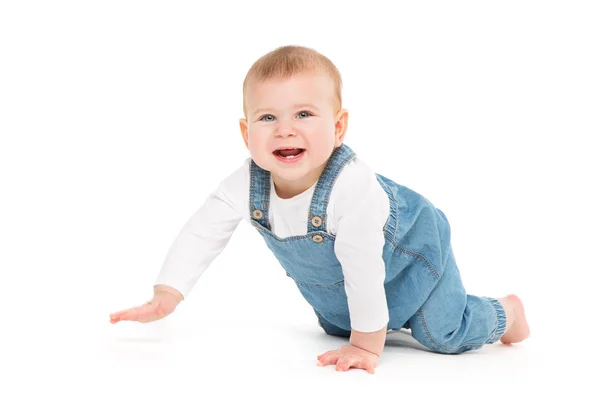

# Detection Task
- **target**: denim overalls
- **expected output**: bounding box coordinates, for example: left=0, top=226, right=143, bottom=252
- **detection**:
left=249, top=144, right=506, bottom=354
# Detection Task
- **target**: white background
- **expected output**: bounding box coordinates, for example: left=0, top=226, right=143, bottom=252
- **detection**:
left=1, top=1, right=598, bottom=398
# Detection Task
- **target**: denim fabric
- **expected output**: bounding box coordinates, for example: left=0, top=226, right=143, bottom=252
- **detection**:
left=249, top=144, right=506, bottom=354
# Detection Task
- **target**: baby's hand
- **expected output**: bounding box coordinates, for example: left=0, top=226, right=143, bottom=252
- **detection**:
left=316, top=344, right=379, bottom=374
left=109, top=285, right=183, bottom=324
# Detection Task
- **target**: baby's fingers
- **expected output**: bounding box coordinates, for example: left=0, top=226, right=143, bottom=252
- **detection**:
left=334, top=356, right=355, bottom=372
left=109, top=309, right=129, bottom=323
left=359, top=359, right=376, bottom=374
left=110, top=302, right=156, bottom=323
left=335, top=356, right=376, bottom=374
left=317, top=351, right=340, bottom=367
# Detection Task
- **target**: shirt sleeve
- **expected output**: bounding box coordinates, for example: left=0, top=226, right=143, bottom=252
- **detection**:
left=153, top=159, right=250, bottom=298
left=331, top=160, right=390, bottom=333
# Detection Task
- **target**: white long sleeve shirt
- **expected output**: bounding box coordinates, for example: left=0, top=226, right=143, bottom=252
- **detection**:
left=155, top=157, right=390, bottom=332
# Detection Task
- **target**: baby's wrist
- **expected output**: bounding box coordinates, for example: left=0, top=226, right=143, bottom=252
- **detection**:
left=349, top=326, right=387, bottom=357
left=349, top=343, right=381, bottom=358
left=154, top=284, right=184, bottom=302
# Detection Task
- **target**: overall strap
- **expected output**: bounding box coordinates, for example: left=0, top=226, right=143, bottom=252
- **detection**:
left=307, top=144, right=356, bottom=233
left=249, top=160, right=271, bottom=229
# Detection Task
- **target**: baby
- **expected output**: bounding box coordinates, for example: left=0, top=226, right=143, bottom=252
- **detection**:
left=110, top=45, right=530, bottom=374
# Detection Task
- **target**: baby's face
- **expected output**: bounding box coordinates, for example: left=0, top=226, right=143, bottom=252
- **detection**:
left=240, top=73, right=346, bottom=197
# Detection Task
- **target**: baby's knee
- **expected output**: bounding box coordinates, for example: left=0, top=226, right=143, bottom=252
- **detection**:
left=409, top=310, right=481, bottom=354
left=316, top=317, right=351, bottom=338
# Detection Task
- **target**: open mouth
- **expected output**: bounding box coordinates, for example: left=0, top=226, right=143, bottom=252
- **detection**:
left=273, top=148, right=306, bottom=159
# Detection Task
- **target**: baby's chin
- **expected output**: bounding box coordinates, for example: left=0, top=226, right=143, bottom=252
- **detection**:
left=269, top=166, right=308, bottom=181
left=252, top=154, right=305, bottom=173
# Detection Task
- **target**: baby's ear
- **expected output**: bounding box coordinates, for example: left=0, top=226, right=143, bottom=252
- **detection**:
left=239, top=118, right=249, bottom=149
left=334, top=108, right=349, bottom=146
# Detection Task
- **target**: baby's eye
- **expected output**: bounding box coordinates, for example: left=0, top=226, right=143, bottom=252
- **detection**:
left=297, top=111, right=313, bottom=119
left=259, top=114, right=275, bottom=122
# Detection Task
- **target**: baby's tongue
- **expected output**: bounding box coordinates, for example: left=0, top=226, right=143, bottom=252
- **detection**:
left=279, top=148, right=302, bottom=157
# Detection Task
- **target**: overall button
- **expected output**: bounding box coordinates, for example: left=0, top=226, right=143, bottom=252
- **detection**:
left=311, top=216, right=322, bottom=227
left=253, top=209, right=263, bottom=219
left=312, top=234, right=323, bottom=243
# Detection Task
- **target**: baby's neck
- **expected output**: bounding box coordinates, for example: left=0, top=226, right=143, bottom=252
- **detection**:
left=273, top=178, right=316, bottom=199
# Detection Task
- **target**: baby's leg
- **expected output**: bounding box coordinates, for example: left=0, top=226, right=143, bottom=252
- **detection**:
left=407, top=247, right=528, bottom=353
left=314, top=311, right=351, bottom=338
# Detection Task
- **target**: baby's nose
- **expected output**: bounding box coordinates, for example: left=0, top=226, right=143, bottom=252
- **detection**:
left=275, top=122, right=297, bottom=137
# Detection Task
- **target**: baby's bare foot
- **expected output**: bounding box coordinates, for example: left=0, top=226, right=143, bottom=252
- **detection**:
left=498, top=294, right=530, bottom=344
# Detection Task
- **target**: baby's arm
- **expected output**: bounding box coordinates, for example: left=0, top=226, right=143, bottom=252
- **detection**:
left=317, top=160, right=390, bottom=373
left=109, top=160, right=249, bottom=324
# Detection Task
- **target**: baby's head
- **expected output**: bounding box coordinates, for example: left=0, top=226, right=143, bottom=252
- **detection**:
left=239, top=45, right=349, bottom=197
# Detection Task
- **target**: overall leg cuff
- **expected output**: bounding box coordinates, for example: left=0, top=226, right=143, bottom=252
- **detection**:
left=485, top=297, right=507, bottom=344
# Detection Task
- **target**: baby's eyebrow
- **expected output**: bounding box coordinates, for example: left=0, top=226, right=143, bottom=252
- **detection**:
left=292, top=103, right=319, bottom=110
left=252, top=104, right=319, bottom=117
left=252, top=108, right=274, bottom=117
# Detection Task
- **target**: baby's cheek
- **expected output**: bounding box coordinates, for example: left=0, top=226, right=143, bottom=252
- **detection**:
left=247, top=146, right=272, bottom=171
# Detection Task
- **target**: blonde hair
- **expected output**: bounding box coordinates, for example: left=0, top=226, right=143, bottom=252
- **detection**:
left=242, top=45, right=342, bottom=115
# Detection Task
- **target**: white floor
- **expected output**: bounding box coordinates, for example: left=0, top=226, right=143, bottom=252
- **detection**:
left=3, top=297, right=592, bottom=400
left=3, top=201, right=597, bottom=399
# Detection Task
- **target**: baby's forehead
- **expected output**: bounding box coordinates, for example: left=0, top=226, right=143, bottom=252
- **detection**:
left=243, top=72, right=340, bottom=115
left=246, top=74, right=336, bottom=101
left=248, top=72, right=333, bottom=88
